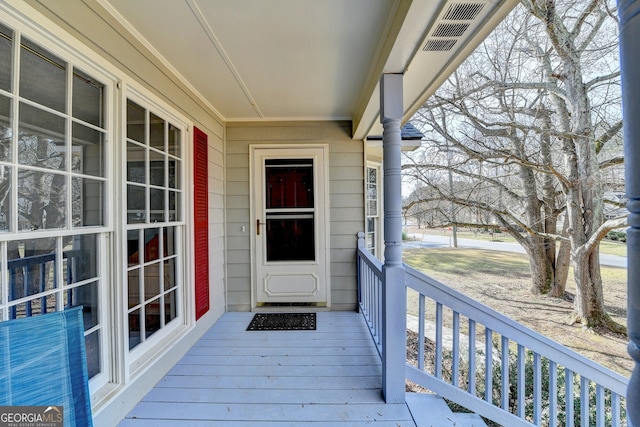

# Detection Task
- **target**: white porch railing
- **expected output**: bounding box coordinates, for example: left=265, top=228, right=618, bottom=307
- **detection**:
left=356, top=240, right=630, bottom=426
left=356, top=238, right=383, bottom=357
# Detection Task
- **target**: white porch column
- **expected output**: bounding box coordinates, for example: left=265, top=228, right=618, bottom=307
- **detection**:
left=380, top=73, right=407, bottom=403
left=619, top=0, right=640, bottom=423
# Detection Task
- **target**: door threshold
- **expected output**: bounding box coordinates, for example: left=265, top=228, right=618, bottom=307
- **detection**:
left=253, top=303, right=330, bottom=313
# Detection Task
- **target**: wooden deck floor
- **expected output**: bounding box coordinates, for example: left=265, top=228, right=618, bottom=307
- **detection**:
left=118, top=311, right=416, bottom=426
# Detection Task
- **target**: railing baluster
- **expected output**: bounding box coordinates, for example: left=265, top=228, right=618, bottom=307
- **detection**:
left=596, top=384, right=604, bottom=427
left=358, top=254, right=629, bottom=427
left=517, top=344, right=525, bottom=418
left=485, top=327, right=493, bottom=403
left=368, top=267, right=373, bottom=322
left=372, top=270, right=376, bottom=329
left=581, top=376, right=589, bottom=427
left=501, top=335, right=509, bottom=411
left=436, top=302, right=443, bottom=379
left=40, top=259, right=48, bottom=314
left=24, top=266, right=32, bottom=317
left=357, top=253, right=362, bottom=310
left=534, top=352, right=541, bottom=425
left=611, top=392, right=620, bottom=427
left=365, top=264, right=370, bottom=314
left=549, top=360, right=558, bottom=427
left=418, top=294, right=425, bottom=371
left=452, top=311, right=460, bottom=387
left=469, top=319, right=476, bottom=396
left=369, top=270, right=374, bottom=323
left=365, top=265, right=369, bottom=320
left=9, top=268, right=16, bottom=319
left=566, top=369, right=574, bottom=426
left=376, top=275, right=382, bottom=349
left=371, top=272, right=376, bottom=342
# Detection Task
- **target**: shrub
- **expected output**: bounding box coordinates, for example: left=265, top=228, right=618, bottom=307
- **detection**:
left=412, top=334, right=628, bottom=426
left=606, top=230, right=627, bottom=243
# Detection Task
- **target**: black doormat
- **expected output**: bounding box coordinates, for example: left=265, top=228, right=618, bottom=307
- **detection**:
left=247, top=313, right=316, bottom=331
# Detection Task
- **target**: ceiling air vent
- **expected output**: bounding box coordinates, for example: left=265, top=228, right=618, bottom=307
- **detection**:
left=443, top=2, right=485, bottom=20
left=424, top=39, right=458, bottom=51
left=431, top=23, right=471, bottom=38
left=423, top=1, right=486, bottom=52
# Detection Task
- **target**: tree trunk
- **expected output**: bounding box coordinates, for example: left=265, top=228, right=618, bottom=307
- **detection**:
left=552, top=240, right=571, bottom=297
left=524, top=237, right=555, bottom=294
left=571, top=247, right=624, bottom=333
left=551, top=217, right=571, bottom=297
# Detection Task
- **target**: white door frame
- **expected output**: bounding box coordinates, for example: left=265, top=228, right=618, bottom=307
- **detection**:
left=249, top=144, right=330, bottom=309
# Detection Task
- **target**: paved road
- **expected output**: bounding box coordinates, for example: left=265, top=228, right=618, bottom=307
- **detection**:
left=404, top=233, right=627, bottom=268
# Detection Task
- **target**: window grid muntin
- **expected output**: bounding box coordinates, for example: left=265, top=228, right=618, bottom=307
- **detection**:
left=0, top=23, right=110, bottom=386
left=125, top=97, right=183, bottom=352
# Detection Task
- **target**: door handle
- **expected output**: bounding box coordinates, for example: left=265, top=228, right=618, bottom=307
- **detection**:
left=256, top=219, right=265, bottom=235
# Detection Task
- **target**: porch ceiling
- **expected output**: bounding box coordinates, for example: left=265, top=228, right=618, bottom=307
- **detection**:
left=102, top=0, right=517, bottom=139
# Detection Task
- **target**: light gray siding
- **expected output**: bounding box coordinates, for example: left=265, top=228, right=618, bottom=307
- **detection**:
left=15, top=2, right=228, bottom=425
left=24, top=0, right=227, bottom=319
left=226, top=121, right=364, bottom=311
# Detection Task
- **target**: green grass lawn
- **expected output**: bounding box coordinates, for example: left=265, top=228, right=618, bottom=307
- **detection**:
left=402, top=247, right=631, bottom=376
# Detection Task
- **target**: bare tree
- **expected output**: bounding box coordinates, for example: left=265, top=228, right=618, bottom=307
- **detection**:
left=404, top=0, right=625, bottom=332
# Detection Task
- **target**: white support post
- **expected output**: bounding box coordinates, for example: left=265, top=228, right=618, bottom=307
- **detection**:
left=619, top=0, right=640, bottom=423
left=380, top=73, right=407, bottom=404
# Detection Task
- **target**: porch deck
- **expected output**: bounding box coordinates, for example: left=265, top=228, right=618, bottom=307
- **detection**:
left=118, top=311, right=417, bottom=426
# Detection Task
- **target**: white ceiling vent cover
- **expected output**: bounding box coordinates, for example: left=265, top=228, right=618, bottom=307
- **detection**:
left=423, top=2, right=486, bottom=52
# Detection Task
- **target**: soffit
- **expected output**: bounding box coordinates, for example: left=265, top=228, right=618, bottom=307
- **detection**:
left=101, top=0, right=517, bottom=138
left=103, top=0, right=396, bottom=123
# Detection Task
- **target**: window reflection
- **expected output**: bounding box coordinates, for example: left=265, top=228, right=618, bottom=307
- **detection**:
left=20, top=38, right=66, bottom=113
left=267, top=217, right=315, bottom=261
left=2, top=30, right=106, bottom=381
left=0, top=94, right=12, bottom=162
left=0, top=24, right=13, bottom=92
left=72, top=68, right=103, bottom=127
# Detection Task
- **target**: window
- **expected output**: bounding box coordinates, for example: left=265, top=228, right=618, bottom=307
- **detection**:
left=126, top=98, right=183, bottom=351
left=0, top=22, right=109, bottom=383
left=366, top=165, right=380, bottom=257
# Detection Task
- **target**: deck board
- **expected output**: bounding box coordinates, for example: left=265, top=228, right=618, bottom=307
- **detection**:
left=118, top=311, right=416, bottom=426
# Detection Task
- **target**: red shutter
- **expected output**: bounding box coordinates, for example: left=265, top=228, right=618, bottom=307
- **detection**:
left=193, top=127, right=210, bottom=320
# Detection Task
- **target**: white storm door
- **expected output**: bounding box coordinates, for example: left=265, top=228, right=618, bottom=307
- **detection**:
left=252, top=146, right=328, bottom=305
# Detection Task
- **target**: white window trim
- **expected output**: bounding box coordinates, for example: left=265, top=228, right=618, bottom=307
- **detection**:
left=0, top=3, right=119, bottom=396
left=122, top=85, right=194, bottom=378
left=0, top=0, right=199, bottom=408
left=366, top=162, right=383, bottom=260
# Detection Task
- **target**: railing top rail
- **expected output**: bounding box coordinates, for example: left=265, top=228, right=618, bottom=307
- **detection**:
left=8, top=252, right=56, bottom=268
left=357, top=246, right=383, bottom=274
left=404, top=263, right=629, bottom=394
left=7, top=250, right=85, bottom=269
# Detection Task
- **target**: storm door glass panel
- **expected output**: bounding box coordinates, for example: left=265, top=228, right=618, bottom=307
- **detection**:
left=265, top=159, right=315, bottom=262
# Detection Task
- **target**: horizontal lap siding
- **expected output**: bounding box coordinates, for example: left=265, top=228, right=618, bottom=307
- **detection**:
left=329, top=143, right=363, bottom=310
left=21, top=1, right=228, bottom=425
left=26, top=0, right=227, bottom=318
left=225, top=122, right=364, bottom=311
